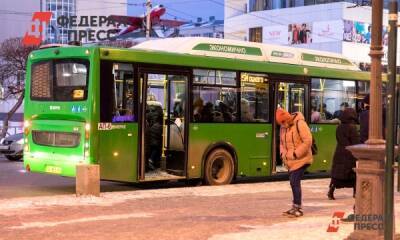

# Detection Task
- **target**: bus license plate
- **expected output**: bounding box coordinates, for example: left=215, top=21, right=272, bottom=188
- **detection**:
left=45, top=166, right=61, bottom=174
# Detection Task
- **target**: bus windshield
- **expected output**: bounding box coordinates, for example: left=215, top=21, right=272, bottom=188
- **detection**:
left=31, top=59, right=89, bottom=101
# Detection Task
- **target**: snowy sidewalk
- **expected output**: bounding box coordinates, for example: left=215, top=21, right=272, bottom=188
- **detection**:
left=0, top=178, right=399, bottom=240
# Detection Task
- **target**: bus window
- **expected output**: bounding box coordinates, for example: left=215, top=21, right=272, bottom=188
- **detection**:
left=31, top=60, right=89, bottom=101
left=311, top=78, right=356, bottom=123
left=100, top=62, right=135, bottom=123
left=240, top=72, right=269, bottom=122
left=192, top=69, right=238, bottom=123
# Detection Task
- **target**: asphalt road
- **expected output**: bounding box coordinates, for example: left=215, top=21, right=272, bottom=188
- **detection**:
left=0, top=155, right=329, bottom=199
left=0, top=156, right=139, bottom=199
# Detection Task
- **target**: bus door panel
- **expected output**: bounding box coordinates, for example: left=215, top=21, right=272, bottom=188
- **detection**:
left=139, top=70, right=188, bottom=180
left=98, top=62, right=138, bottom=182
left=239, top=72, right=272, bottom=177
left=272, top=81, right=308, bottom=173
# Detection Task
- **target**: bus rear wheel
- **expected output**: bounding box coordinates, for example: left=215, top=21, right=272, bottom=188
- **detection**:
left=204, top=149, right=234, bottom=185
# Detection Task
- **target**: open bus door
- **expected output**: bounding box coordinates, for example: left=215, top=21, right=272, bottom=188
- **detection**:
left=272, top=79, right=309, bottom=173
left=138, top=69, right=189, bottom=181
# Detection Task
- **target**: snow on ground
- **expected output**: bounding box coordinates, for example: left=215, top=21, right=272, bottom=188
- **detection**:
left=8, top=213, right=153, bottom=230
left=0, top=179, right=301, bottom=215
left=209, top=207, right=400, bottom=240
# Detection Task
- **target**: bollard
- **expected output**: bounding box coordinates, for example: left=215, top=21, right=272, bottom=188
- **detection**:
left=76, top=164, right=100, bottom=197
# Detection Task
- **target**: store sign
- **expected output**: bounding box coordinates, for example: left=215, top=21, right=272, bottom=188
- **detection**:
left=263, top=25, right=287, bottom=44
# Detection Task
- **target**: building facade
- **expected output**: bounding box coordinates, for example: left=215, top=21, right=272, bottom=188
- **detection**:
left=225, top=0, right=399, bottom=66
left=178, top=17, right=224, bottom=38
left=41, top=0, right=76, bottom=44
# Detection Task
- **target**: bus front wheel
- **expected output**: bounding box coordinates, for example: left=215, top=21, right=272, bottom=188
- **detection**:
left=204, top=149, right=234, bottom=185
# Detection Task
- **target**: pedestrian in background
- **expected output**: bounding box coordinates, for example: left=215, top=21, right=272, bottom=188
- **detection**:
left=276, top=108, right=313, bottom=217
left=328, top=108, right=360, bottom=200
left=359, top=94, right=386, bottom=143
left=359, top=95, right=370, bottom=143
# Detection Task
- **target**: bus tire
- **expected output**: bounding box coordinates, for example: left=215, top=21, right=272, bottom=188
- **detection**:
left=204, top=148, right=234, bottom=185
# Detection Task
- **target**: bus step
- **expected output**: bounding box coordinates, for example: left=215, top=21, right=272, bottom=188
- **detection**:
left=143, top=168, right=185, bottom=182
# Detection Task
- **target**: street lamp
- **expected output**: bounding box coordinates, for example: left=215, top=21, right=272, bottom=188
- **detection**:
left=346, top=0, right=388, bottom=239
left=384, top=0, right=398, bottom=239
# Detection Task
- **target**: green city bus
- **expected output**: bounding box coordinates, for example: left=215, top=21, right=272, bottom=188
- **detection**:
left=23, top=37, right=374, bottom=185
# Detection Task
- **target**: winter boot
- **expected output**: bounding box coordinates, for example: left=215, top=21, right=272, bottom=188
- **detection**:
left=282, top=206, right=296, bottom=216
left=287, top=206, right=303, bottom=218
left=327, top=184, right=335, bottom=200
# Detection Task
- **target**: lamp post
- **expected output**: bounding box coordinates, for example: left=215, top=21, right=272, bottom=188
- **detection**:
left=346, top=0, right=388, bottom=239
left=384, top=0, right=398, bottom=239
left=146, top=0, right=152, bottom=39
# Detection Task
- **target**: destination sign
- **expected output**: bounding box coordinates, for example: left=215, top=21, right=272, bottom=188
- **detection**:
left=241, top=73, right=268, bottom=83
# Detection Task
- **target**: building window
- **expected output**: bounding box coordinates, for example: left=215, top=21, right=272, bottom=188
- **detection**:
left=249, top=27, right=262, bottom=43
left=249, top=0, right=266, bottom=11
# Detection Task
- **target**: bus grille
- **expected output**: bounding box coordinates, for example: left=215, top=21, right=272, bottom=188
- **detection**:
left=32, top=131, right=80, bottom=148
left=31, top=62, right=51, bottom=99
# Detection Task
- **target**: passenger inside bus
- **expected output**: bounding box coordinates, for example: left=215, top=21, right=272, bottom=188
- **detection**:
left=241, top=99, right=254, bottom=122
left=322, top=103, right=333, bottom=120
left=145, top=103, right=163, bottom=171
left=311, top=106, right=321, bottom=123
left=333, top=102, right=349, bottom=119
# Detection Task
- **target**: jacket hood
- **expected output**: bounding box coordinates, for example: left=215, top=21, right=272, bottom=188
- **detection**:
left=339, top=108, right=358, bottom=124
left=292, top=112, right=305, bottom=122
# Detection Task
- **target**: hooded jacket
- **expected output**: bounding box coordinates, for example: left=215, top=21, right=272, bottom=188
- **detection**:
left=331, top=108, right=360, bottom=182
left=279, top=112, right=313, bottom=171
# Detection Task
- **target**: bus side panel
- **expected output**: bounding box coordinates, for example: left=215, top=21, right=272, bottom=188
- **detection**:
left=308, top=124, right=336, bottom=172
left=98, top=124, right=138, bottom=182
left=188, top=123, right=272, bottom=178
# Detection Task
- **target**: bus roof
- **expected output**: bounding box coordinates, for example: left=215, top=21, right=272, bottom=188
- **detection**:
left=132, top=37, right=360, bottom=72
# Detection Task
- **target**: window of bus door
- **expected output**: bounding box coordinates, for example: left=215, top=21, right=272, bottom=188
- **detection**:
left=100, top=62, right=135, bottom=123
left=144, top=73, right=188, bottom=165
left=146, top=74, right=187, bottom=122
left=277, top=82, right=305, bottom=115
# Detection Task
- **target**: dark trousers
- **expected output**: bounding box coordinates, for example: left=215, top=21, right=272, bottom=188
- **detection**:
left=289, top=164, right=309, bottom=207
left=148, top=145, right=161, bottom=170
